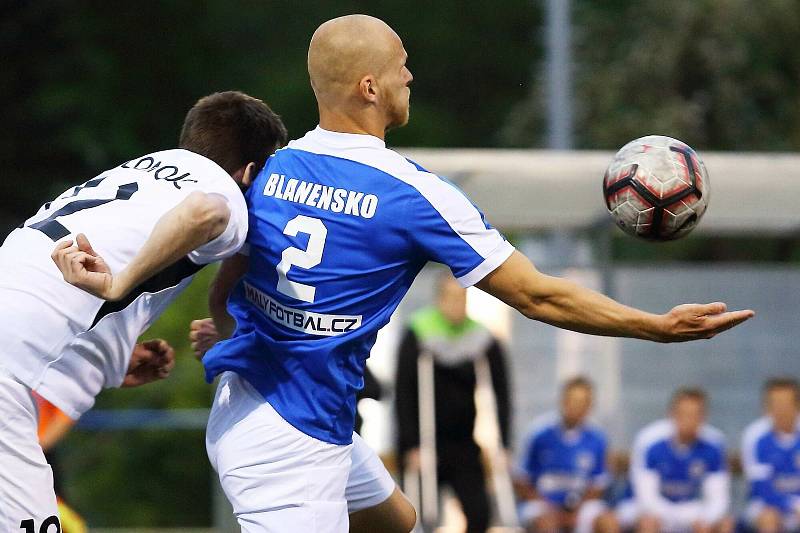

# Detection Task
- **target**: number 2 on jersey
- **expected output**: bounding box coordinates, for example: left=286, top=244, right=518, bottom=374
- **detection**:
left=276, top=215, right=327, bottom=303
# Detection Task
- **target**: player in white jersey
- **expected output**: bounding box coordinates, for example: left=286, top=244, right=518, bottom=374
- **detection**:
left=67, top=16, right=754, bottom=533
left=0, top=90, right=288, bottom=531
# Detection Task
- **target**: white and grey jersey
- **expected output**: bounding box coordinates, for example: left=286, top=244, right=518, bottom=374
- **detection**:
left=0, top=149, right=247, bottom=418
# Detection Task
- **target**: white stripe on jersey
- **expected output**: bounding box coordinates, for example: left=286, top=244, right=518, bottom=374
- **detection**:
left=287, top=127, right=514, bottom=287
left=741, top=417, right=775, bottom=481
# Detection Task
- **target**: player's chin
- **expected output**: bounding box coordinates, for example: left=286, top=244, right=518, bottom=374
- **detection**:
left=387, top=108, right=410, bottom=131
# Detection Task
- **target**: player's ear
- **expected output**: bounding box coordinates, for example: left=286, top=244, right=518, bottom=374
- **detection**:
left=359, top=75, right=378, bottom=103
left=241, top=162, right=256, bottom=188
left=232, top=162, right=256, bottom=190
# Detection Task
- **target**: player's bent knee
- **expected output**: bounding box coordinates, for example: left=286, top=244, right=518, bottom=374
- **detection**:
left=756, top=507, right=783, bottom=533
left=534, top=510, right=560, bottom=533
left=392, top=488, right=417, bottom=533
left=348, top=487, right=416, bottom=533
left=637, top=514, right=661, bottom=533
left=594, top=510, right=620, bottom=533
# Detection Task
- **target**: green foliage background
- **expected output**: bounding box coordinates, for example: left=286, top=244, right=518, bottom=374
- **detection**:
left=4, top=0, right=800, bottom=526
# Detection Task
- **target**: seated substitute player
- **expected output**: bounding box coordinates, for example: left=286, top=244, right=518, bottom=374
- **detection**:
left=742, top=377, right=800, bottom=533
left=2, top=90, right=287, bottom=531
left=516, top=376, right=619, bottom=533
left=629, top=388, right=732, bottom=533
left=76, top=15, right=752, bottom=533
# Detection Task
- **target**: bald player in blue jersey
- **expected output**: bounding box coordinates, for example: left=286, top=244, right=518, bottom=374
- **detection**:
left=80, top=14, right=753, bottom=533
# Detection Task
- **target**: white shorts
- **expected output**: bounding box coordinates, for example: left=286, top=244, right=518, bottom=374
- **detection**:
left=620, top=500, right=713, bottom=533
left=206, top=372, right=395, bottom=532
left=0, top=365, right=59, bottom=531
left=347, top=431, right=397, bottom=514
left=615, top=499, right=639, bottom=530
left=519, top=499, right=607, bottom=533
left=745, top=500, right=800, bottom=532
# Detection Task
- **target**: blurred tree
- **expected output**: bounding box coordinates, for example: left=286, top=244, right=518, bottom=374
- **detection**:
left=1, top=0, right=537, bottom=236
left=503, top=0, right=800, bottom=151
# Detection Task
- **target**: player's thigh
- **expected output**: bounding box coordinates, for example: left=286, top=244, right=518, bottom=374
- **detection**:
left=658, top=507, right=701, bottom=533
left=518, top=500, right=548, bottom=527
left=349, top=487, right=416, bottom=533
left=614, top=499, right=640, bottom=531
left=574, top=499, right=610, bottom=533
left=206, top=372, right=351, bottom=533
left=345, top=433, right=397, bottom=514
left=748, top=501, right=799, bottom=532
left=346, top=432, right=415, bottom=533
left=0, top=368, right=59, bottom=531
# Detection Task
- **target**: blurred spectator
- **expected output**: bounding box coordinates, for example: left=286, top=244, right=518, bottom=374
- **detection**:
left=515, top=376, right=618, bottom=533
left=395, top=272, right=510, bottom=533
left=742, top=377, right=800, bottom=533
left=32, top=392, right=87, bottom=533
left=627, top=388, right=732, bottom=533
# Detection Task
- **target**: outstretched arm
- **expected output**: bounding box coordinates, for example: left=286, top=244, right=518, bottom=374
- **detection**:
left=52, top=191, right=232, bottom=301
left=475, top=251, right=754, bottom=343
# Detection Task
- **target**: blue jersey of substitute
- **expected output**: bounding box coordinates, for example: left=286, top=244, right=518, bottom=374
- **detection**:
left=632, top=419, right=726, bottom=503
left=518, top=413, right=610, bottom=506
left=203, top=127, right=514, bottom=445
left=742, top=417, right=800, bottom=513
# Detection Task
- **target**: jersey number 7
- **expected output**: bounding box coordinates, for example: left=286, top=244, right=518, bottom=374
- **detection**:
left=26, top=177, right=138, bottom=241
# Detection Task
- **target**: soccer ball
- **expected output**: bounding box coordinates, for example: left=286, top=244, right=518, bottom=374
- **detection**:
left=602, top=135, right=709, bottom=241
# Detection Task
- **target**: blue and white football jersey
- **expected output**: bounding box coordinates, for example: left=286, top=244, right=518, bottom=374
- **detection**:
left=517, top=413, right=610, bottom=506
left=632, top=419, right=726, bottom=503
left=203, top=127, right=514, bottom=444
left=742, top=417, right=800, bottom=513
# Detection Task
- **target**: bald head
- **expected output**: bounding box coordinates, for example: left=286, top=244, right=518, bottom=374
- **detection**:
left=308, top=15, right=402, bottom=104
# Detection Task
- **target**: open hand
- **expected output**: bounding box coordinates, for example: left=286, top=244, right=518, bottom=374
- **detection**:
left=658, top=302, right=754, bottom=342
left=51, top=233, right=118, bottom=300
left=190, top=318, right=220, bottom=360
left=123, top=339, right=176, bottom=387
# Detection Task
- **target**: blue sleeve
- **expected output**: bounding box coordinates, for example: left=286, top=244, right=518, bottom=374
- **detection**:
left=707, top=443, right=725, bottom=473
left=522, top=433, right=542, bottom=483
left=593, top=434, right=608, bottom=477
left=405, top=179, right=514, bottom=287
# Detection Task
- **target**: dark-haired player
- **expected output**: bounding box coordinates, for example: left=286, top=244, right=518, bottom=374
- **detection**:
left=2, top=90, right=287, bottom=530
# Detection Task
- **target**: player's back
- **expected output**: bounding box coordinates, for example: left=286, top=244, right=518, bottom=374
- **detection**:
left=204, top=127, right=514, bottom=445
left=0, top=149, right=243, bottom=417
